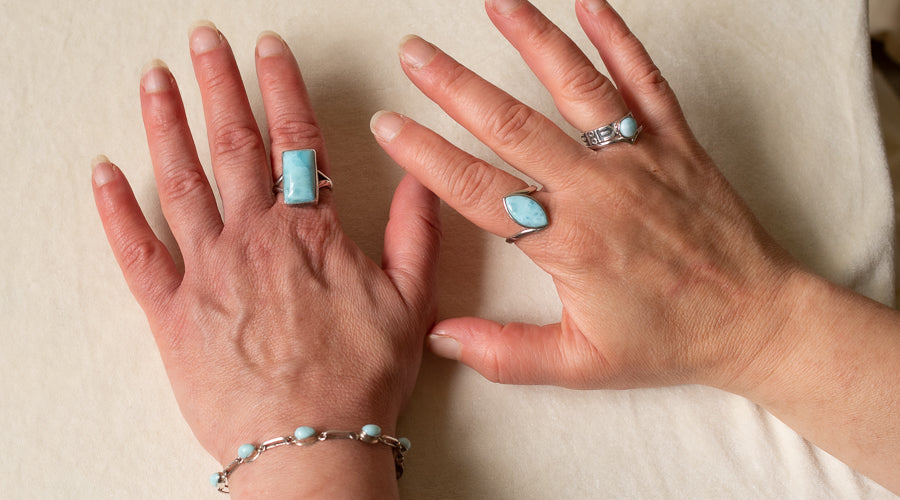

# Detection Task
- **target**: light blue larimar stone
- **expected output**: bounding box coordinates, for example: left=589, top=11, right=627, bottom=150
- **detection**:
left=210, top=473, right=222, bottom=488
left=237, top=443, right=256, bottom=459
left=619, top=116, right=638, bottom=138
left=399, top=437, right=411, bottom=450
left=282, top=149, right=317, bottom=204
left=294, top=426, right=316, bottom=440
left=362, top=424, right=382, bottom=438
left=503, top=194, right=548, bottom=229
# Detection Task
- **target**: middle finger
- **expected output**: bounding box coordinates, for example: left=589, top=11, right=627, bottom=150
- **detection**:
left=485, top=0, right=629, bottom=132
left=398, top=35, right=590, bottom=192
left=190, top=22, right=271, bottom=217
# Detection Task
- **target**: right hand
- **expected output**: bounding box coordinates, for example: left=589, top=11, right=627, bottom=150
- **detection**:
left=370, top=0, right=803, bottom=392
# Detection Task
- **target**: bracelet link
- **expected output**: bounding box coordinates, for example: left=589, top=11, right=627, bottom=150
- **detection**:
left=211, top=425, right=410, bottom=493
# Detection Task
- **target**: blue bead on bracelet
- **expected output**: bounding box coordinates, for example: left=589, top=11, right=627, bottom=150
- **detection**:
left=210, top=425, right=411, bottom=493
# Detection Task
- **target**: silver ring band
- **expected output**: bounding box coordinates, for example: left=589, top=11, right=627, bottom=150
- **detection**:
left=273, top=171, right=333, bottom=196
left=581, top=112, right=641, bottom=150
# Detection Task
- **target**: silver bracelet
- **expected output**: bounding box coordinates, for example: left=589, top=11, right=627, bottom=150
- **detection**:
left=210, top=424, right=411, bottom=493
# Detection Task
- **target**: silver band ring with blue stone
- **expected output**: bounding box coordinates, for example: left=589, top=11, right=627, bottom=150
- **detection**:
left=503, top=186, right=549, bottom=243
left=273, top=149, right=333, bottom=205
left=581, top=112, right=642, bottom=150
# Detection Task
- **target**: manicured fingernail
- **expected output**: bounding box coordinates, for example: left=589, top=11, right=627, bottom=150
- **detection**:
left=428, top=334, right=461, bottom=361
left=579, top=0, right=608, bottom=14
left=399, top=35, right=438, bottom=69
left=257, top=31, right=286, bottom=58
left=189, top=20, right=222, bottom=55
left=91, top=155, right=116, bottom=187
left=490, top=0, right=525, bottom=15
left=370, top=111, right=406, bottom=142
left=141, top=59, right=171, bottom=93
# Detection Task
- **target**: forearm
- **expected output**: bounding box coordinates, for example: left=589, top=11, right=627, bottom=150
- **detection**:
left=731, top=271, right=900, bottom=493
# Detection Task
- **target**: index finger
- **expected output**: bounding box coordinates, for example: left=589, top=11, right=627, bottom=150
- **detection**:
left=397, top=35, right=591, bottom=192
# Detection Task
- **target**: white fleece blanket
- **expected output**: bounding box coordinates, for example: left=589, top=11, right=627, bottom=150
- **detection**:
left=0, top=0, right=895, bottom=498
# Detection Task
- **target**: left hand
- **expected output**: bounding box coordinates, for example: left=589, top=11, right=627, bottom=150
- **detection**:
left=92, top=25, right=440, bottom=495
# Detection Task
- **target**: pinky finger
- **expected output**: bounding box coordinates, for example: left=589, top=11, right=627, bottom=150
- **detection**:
left=92, top=156, right=179, bottom=314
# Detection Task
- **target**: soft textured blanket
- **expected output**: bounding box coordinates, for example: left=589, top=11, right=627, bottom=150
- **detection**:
left=0, top=0, right=894, bottom=497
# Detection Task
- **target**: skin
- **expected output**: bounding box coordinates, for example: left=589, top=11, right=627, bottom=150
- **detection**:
left=92, top=0, right=900, bottom=497
left=371, top=0, right=900, bottom=494
left=92, top=25, right=439, bottom=498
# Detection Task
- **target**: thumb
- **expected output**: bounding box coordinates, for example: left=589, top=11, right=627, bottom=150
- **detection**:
left=427, top=317, right=603, bottom=388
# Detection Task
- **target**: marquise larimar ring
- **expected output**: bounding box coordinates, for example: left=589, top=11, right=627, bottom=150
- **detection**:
left=274, top=149, right=333, bottom=205
left=503, top=186, right=549, bottom=243
left=580, top=112, right=641, bottom=150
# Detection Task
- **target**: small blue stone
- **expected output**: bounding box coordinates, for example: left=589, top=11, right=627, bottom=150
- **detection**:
left=399, top=437, right=411, bottom=451
left=503, top=195, right=548, bottom=229
left=619, top=116, right=638, bottom=138
left=282, top=149, right=318, bottom=204
left=237, top=444, right=256, bottom=459
left=294, top=426, right=316, bottom=440
left=362, top=424, right=382, bottom=438
left=209, top=473, right=222, bottom=488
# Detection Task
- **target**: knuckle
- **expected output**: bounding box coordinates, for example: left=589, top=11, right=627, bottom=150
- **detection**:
left=565, top=67, right=619, bottom=106
left=479, top=348, right=504, bottom=384
left=159, top=163, right=208, bottom=202
left=413, top=211, right=443, bottom=241
left=437, top=63, right=477, bottom=97
left=119, top=237, right=164, bottom=275
left=444, top=159, right=496, bottom=208
left=146, top=104, right=184, bottom=137
left=268, top=119, right=323, bottom=149
left=211, top=122, right=264, bottom=159
left=626, top=62, right=671, bottom=97
left=483, top=101, right=540, bottom=151
left=525, top=14, right=560, bottom=48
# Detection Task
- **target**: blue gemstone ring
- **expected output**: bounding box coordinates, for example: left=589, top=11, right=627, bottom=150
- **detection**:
left=581, top=112, right=642, bottom=150
left=503, top=186, right=549, bottom=243
left=274, top=149, right=333, bottom=205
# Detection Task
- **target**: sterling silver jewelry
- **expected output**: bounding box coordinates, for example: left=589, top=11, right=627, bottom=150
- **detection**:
left=503, top=186, right=549, bottom=243
left=581, top=112, right=641, bottom=149
left=274, top=149, right=333, bottom=205
left=210, top=424, right=410, bottom=493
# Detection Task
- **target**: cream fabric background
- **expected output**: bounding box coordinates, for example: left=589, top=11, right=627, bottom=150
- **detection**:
left=0, top=0, right=895, bottom=498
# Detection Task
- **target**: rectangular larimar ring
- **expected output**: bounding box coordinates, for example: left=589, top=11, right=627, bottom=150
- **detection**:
left=282, top=149, right=318, bottom=205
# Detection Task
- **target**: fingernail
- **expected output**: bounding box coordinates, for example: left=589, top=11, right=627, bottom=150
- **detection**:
left=257, top=31, right=286, bottom=58
left=370, top=111, right=406, bottom=142
left=189, top=20, right=222, bottom=55
left=428, top=334, right=461, bottom=361
left=399, top=35, right=438, bottom=69
left=141, top=59, right=171, bottom=94
left=91, top=155, right=116, bottom=187
left=490, top=0, right=525, bottom=15
left=579, top=0, right=608, bottom=14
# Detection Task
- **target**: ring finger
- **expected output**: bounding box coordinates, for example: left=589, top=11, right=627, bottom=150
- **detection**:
left=255, top=31, right=333, bottom=209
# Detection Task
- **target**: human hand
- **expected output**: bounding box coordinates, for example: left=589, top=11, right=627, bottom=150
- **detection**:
left=371, top=0, right=802, bottom=392
left=92, top=24, right=439, bottom=496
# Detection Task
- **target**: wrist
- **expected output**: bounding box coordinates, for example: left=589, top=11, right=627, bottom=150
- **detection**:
left=711, top=267, right=877, bottom=407
left=207, top=384, right=403, bottom=463
left=220, top=424, right=407, bottom=499
left=228, top=434, right=400, bottom=499
left=701, top=264, right=817, bottom=398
